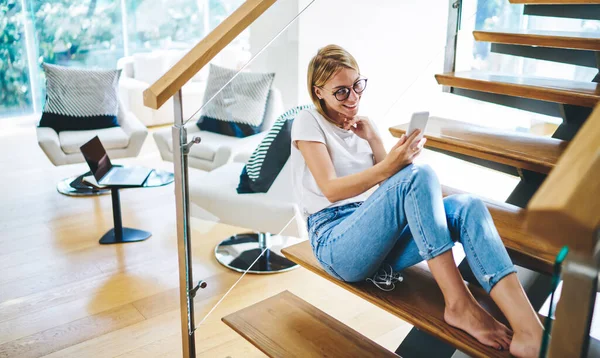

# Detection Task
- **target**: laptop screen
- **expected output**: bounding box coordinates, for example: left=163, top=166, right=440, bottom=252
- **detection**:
left=80, top=136, right=112, bottom=181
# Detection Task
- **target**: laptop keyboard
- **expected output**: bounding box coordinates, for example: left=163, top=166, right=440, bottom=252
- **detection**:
left=109, top=169, right=130, bottom=183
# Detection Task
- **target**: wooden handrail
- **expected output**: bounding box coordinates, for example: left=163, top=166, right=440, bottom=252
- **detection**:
left=527, top=104, right=600, bottom=253
left=143, top=0, right=277, bottom=110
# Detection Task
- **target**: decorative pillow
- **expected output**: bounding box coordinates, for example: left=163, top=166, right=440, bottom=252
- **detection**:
left=238, top=104, right=314, bottom=194
left=38, top=63, right=121, bottom=133
left=197, top=64, right=275, bottom=138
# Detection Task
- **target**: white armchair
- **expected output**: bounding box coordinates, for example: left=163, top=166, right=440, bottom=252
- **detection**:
left=153, top=87, right=284, bottom=172
left=189, top=156, right=306, bottom=273
left=37, top=100, right=148, bottom=195
left=117, top=47, right=251, bottom=127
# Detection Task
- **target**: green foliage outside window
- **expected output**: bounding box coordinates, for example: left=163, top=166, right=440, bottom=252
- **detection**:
left=1, top=0, right=31, bottom=115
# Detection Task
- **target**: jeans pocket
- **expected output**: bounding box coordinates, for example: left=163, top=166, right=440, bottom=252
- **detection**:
left=308, top=209, right=338, bottom=239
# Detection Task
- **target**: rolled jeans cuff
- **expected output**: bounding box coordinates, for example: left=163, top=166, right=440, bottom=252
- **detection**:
left=483, top=265, right=517, bottom=293
left=419, top=241, right=455, bottom=261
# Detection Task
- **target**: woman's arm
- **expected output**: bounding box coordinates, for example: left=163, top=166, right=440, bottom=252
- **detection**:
left=297, top=140, right=388, bottom=203
left=368, top=136, right=387, bottom=164
left=342, top=116, right=386, bottom=164
left=297, top=130, right=424, bottom=203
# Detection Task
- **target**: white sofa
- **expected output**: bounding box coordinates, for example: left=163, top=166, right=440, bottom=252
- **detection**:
left=117, top=48, right=251, bottom=127
left=37, top=100, right=148, bottom=195
left=153, top=87, right=284, bottom=172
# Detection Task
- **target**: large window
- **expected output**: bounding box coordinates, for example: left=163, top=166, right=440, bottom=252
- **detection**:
left=33, top=0, right=125, bottom=68
left=127, top=0, right=206, bottom=53
left=0, top=0, right=244, bottom=119
left=126, top=0, right=243, bottom=53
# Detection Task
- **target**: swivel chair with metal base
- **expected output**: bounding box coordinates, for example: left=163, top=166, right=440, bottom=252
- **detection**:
left=36, top=100, right=149, bottom=196
left=190, top=155, right=306, bottom=274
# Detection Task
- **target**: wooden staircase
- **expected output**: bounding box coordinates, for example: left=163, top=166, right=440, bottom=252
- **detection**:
left=389, top=117, right=568, bottom=174
left=435, top=72, right=600, bottom=107
left=527, top=104, right=600, bottom=252
left=222, top=290, right=399, bottom=358
left=440, top=185, right=560, bottom=274
left=473, top=29, right=600, bottom=51
left=217, top=0, right=599, bottom=357
left=281, top=243, right=513, bottom=358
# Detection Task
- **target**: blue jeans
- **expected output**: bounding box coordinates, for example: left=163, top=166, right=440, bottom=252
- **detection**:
left=307, top=163, right=516, bottom=293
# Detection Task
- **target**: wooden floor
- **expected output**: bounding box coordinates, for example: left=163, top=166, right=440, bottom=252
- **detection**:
left=0, top=119, right=412, bottom=357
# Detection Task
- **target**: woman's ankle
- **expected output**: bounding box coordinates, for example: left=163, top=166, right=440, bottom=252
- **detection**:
left=444, top=294, right=477, bottom=314
left=513, top=320, right=543, bottom=337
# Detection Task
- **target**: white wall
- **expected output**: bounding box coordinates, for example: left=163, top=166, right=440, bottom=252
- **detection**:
left=249, top=0, right=449, bottom=132
left=297, top=0, right=449, bottom=131
left=248, top=0, right=301, bottom=111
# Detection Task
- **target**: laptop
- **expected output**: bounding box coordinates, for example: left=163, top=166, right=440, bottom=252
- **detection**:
left=80, top=136, right=152, bottom=187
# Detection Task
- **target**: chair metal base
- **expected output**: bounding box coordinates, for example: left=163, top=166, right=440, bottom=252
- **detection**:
left=56, top=175, right=110, bottom=196
left=215, top=233, right=302, bottom=274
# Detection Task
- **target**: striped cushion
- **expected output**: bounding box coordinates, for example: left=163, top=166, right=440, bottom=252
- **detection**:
left=237, top=105, right=314, bottom=193
left=197, top=64, right=275, bottom=138
left=38, top=63, right=121, bottom=133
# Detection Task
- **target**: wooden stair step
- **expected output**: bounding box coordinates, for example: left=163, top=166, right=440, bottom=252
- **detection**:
left=441, top=185, right=559, bottom=275
left=389, top=116, right=568, bottom=174
left=473, top=29, right=600, bottom=51
left=436, top=71, right=600, bottom=107
left=509, top=0, right=600, bottom=4
left=222, top=290, right=399, bottom=358
left=282, top=242, right=512, bottom=358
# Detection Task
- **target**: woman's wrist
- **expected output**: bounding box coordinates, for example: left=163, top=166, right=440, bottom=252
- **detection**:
left=373, top=160, right=392, bottom=181
left=367, top=134, right=382, bottom=145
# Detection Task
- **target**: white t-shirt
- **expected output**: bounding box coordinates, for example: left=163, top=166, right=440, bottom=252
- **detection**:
left=291, top=109, right=375, bottom=217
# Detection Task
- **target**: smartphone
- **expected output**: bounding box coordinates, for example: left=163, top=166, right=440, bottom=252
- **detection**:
left=406, top=111, right=429, bottom=141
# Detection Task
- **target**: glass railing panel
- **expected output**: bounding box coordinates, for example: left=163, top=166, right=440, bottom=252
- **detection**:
left=177, top=0, right=470, bottom=355
left=167, top=0, right=318, bottom=355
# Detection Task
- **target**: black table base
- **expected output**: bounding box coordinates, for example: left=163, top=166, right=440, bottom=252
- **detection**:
left=99, top=187, right=152, bottom=244
left=100, top=227, right=151, bottom=244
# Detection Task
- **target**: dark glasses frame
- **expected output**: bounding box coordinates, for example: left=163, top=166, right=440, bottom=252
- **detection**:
left=319, top=78, right=368, bottom=101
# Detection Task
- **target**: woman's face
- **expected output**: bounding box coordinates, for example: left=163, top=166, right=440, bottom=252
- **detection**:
left=315, top=67, right=363, bottom=122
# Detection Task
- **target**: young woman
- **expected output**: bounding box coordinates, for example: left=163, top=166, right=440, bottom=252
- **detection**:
left=290, top=44, right=543, bottom=358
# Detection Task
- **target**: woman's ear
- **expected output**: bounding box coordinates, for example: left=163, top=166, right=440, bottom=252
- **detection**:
left=314, top=86, right=323, bottom=100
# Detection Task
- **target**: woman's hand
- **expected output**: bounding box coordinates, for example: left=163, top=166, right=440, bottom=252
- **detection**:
left=343, top=116, right=378, bottom=142
left=381, top=130, right=426, bottom=177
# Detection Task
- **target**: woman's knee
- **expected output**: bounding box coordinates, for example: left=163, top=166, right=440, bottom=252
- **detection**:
left=447, top=194, right=501, bottom=245
left=390, top=163, right=438, bottom=188
left=446, top=194, right=487, bottom=217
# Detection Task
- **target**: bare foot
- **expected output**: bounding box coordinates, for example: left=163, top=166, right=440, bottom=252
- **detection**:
left=444, top=298, right=513, bottom=351
left=509, top=329, right=543, bottom=358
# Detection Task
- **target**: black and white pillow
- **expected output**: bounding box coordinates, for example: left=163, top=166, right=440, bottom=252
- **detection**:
left=237, top=104, right=314, bottom=194
left=197, top=64, right=275, bottom=138
left=38, top=63, right=121, bottom=133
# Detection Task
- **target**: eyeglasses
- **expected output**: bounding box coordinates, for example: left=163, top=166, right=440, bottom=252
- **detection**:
left=321, top=78, right=368, bottom=101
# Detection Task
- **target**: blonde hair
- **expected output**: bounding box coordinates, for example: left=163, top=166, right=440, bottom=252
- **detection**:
left=307, top=44, right=360, bottom=125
